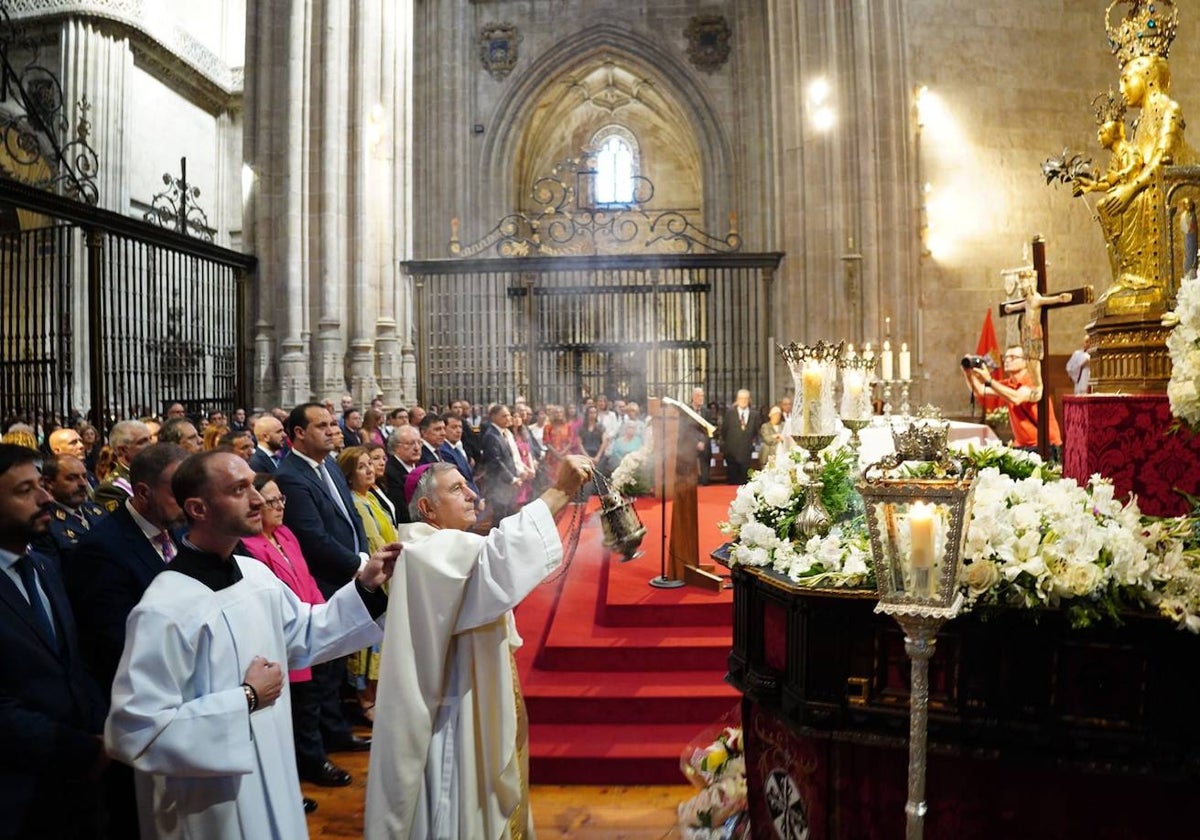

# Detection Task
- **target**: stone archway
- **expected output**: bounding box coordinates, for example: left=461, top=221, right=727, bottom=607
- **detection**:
left=480, top=25, right=732, bottom=238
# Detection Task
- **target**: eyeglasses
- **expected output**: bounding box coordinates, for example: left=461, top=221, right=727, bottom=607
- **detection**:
left=1002, top=353, right=1024, bottom=360
left=262, top=495, right=287, bottom=509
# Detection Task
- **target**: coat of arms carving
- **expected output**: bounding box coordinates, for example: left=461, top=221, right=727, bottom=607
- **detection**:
left=479, top=22, right=520, bottom=80
left=684, top=15, right=732, bottom=73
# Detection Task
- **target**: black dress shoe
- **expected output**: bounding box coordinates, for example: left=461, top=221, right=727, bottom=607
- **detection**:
left=327, top=734, right=372, bottom=752
left=300, top=760, right=352, bottom=787
left=303, top=797, right=318, bottom=814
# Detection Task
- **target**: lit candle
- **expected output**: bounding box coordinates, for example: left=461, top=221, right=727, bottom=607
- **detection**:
left=841, top=371, right=864, bottom=418
left=899, top=342, right=911, bottom=381
left=802, top=362, right=823, bottom=434
left=880, top=340, right=894, bottom=381
left=908, top=502, right=935, bottom=570
left=863, top=342, right=874, bottom=363
left=845, top=343, right=856, bottom=360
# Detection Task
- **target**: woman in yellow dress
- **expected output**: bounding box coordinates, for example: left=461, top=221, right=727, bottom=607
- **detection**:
left=337, top=445, right=398, bottom=722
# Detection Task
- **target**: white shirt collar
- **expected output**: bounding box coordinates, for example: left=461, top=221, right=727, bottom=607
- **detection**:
left=290, top=448, right=323, bottom=471
left=125, top=499, right=165, bottom=542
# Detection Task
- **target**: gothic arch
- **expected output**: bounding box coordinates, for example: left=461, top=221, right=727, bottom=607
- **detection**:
left=480, top=25, right=733, bottom=237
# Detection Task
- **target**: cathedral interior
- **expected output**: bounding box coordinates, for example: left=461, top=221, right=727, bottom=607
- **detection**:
left=1, top=0, right=1194, bottom=421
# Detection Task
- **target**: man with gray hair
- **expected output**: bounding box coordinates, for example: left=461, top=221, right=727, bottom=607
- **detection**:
left=384, top=424, right=423, bottom=521
left=94, top=419, right=153, bottom=512
left=159, top=416, right=203, bottom=453
left=365, top=454, right=592, bottom=839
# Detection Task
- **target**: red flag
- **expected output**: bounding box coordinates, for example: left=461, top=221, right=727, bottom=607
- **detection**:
left=975, top=308, right=1003, bottom=412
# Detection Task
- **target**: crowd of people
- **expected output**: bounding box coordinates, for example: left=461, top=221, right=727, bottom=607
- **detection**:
left=0, top=382, right=806, bottom=839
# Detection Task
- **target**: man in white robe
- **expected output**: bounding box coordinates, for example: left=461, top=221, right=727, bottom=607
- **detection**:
left=104, top=451, right=401, bottom=839
left=365, top=455, right=593, bottom=840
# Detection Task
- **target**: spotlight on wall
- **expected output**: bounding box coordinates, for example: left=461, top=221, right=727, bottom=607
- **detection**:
left=807, top=76, right=836, bottom=134
left=241, top=163, right=256, bottom=205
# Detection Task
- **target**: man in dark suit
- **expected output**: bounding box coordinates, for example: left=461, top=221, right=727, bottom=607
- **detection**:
left=689, top=387, right=714, bottom=486
left=64, top=443, right=187, bottom=838
left=418, top=413, right=447, bottom=465
left=0, top=443, right=108, bottom=839
left=384, top=425, right=422, bottom=521
left=478, top=403, right=524, bottom=521
left=65, top=443, right=187, bottom=690
left=274, top=403, right=372, bottom=773
left=439, top=414, right=481, bottom=500
left=719, top=389, right=761, bottom=485
left=249, top=414, right=287, bottom=473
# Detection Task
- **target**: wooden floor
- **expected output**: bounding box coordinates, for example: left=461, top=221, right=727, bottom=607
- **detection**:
left=305, top=740, right=691, bottom=838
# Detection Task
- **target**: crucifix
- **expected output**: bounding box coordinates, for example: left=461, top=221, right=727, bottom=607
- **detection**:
left=997, top=236, right=1094, bottom=458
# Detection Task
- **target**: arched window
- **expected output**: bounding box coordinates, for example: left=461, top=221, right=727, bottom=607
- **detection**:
left=590, top=126, right=639, bottom=206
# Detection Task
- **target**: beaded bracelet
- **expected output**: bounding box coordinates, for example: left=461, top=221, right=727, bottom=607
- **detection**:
left=242, top=683, right=259, bottom=713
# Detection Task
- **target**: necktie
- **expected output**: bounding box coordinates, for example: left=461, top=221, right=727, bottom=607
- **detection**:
left=740, top=410, right=747, bottom=430
left=14, top=555, right=57, bottom=646
left=317, top=461, right=360, bottom=549
left=156, top=530, right=177, bottom=563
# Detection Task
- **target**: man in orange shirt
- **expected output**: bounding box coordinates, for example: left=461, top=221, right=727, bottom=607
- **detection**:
left=963, top=344, right=1062, bottom=455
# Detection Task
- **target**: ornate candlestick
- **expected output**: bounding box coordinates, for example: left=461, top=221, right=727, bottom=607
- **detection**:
left=898, top=379, right=913, bottom=417
left=791, top=432, right=837, bottom=538
left=779, top=340, right=845, bottom=540
left=857, top=419, right=977, bottom=840
left=881, top=379, right=895, bottom=417
left=840, top=354, right=876, bottom=451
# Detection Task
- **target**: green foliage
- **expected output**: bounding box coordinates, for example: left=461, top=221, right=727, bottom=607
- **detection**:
left=819, top=446, right=859, bottom=521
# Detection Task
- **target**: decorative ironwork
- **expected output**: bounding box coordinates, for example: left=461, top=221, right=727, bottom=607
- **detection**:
left=684, top=14, right=732, bottom=73
left=144, top=156, right=214, bottom=241
left=450, top=152, right=741, bottom=257
left=479, top=21, right=520, bottom=81
left=0, top=2, right=100, bottom=204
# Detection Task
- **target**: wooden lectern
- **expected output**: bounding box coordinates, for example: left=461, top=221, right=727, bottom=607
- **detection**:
left=649, top=397, right=724, bottom=592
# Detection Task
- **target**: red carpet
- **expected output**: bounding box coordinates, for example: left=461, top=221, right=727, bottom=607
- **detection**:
left=516, top=485, right=741, bottom=784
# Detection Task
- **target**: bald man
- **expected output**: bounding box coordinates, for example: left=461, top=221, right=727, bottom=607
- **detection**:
left=250, top=415, right=288, bottom=473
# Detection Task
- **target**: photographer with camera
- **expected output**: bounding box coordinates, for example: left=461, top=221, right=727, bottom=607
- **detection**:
left=962, top=345, right=1061, bottom=457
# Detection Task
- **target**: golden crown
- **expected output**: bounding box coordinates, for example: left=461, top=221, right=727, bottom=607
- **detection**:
left=1092, top=89, right=1127, bottom=125
left=890, top=420, right=950, bottom=462
left=1106, top=0, right=1177, bottom=66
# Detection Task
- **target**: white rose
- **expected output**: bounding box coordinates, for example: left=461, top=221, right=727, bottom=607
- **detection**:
left=763, top=480, right=794, bottom=509
left=962, top=559, right=1000, bottom=597
left=1059, top=561, right=1102, bottom=597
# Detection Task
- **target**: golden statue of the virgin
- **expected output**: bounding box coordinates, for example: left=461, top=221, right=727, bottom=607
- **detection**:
left=1093, top=0, right=1194, bottom=319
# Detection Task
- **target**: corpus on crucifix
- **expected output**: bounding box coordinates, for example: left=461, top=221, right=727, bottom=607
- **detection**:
left=990, top=237, right=1093, bottom=457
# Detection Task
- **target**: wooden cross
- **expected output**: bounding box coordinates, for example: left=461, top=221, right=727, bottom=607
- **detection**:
left=996, top=236, right=1093, bottom=458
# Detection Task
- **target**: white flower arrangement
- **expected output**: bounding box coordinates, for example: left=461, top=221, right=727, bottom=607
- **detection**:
left=723, top=440, right=1200, bottom=632
left=1167, top=275, right=1200, bottom=427
left=610, top=441, right=653, bottom=496
left=720, top=444, right=870, bottom=587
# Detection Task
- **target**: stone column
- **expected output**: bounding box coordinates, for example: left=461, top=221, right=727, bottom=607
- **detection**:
left=245, top=0, right=415, bottom=409
left=763, top=0, right=915, bottom=355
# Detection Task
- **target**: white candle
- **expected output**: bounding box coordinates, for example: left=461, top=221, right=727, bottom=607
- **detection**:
left=802, top=363, right=823, bottom=434
left=845, top=343, right=856, bottom=360
left=841, top=371, right=865, bottom=418
left=899, top=342, right=911, bottom=381
left=908, top=502, right=935, bottom=570
left=880, top=340, right=894, bottom=381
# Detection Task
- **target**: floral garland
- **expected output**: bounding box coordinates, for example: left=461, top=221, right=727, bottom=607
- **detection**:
left=721, top=441, right=1200, bottom=632
left=1167, top=275, right=1200, bottom=428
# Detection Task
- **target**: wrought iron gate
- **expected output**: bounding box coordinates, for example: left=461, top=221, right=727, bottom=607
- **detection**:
left=406, top=253, right=781, bottom=409
left=0, top=179, right=254, bottom=426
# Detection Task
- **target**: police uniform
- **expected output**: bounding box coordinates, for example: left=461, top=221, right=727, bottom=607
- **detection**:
left=32, top=500, right=109, bottom=566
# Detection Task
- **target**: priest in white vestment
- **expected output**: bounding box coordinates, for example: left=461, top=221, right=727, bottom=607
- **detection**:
left=365, top=454, right=594, bottom=840
left=104, top=451, right=402, bottom=839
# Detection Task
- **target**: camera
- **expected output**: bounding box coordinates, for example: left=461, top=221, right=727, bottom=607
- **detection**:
left=960, top=354, right=996, bottom=370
